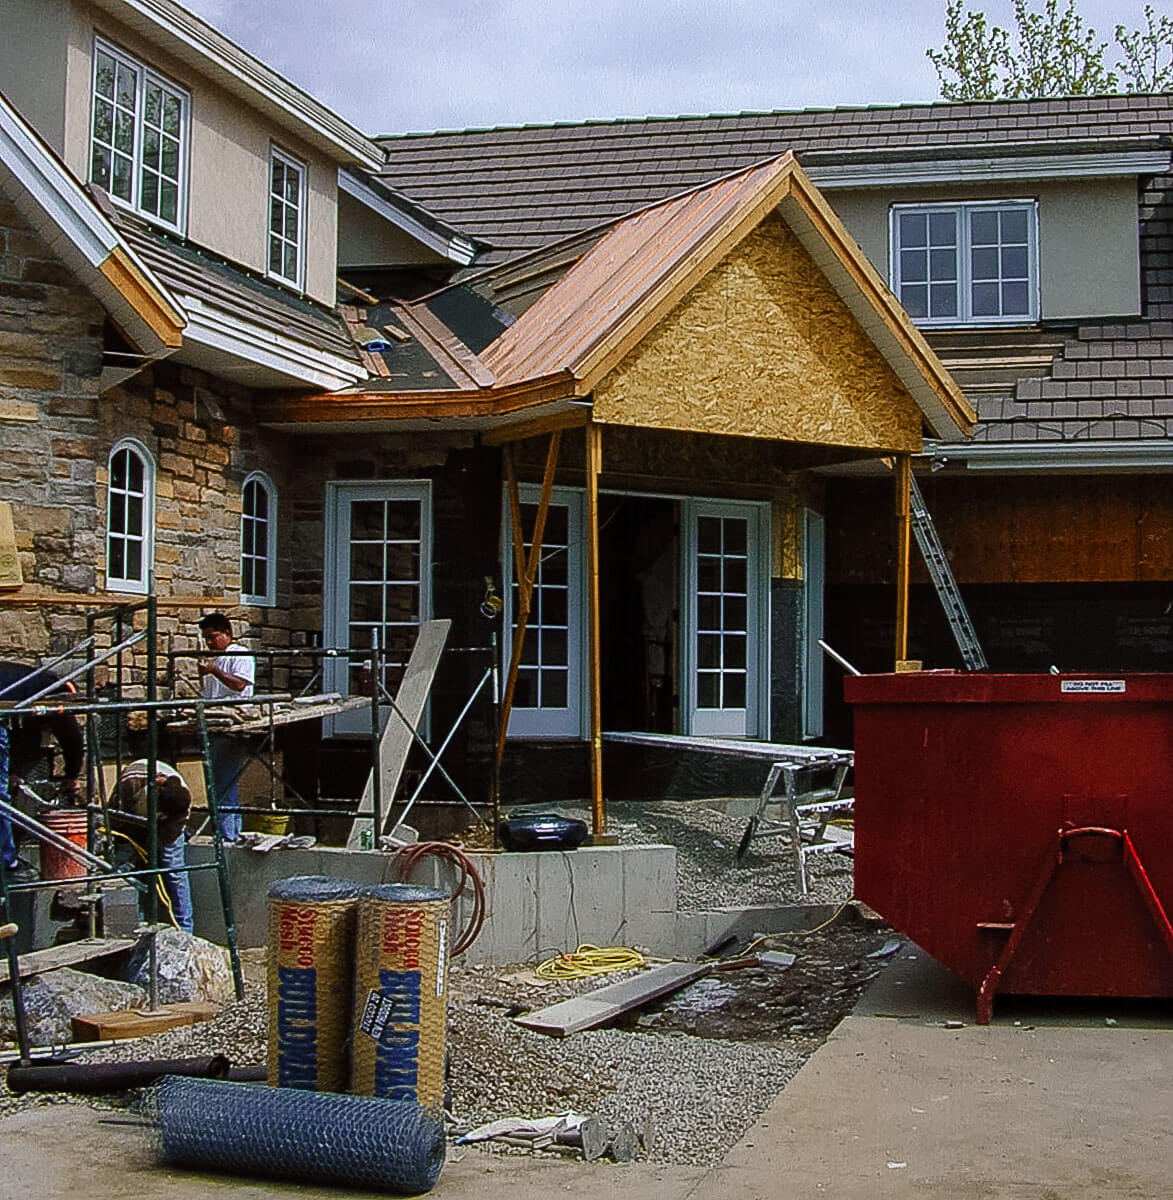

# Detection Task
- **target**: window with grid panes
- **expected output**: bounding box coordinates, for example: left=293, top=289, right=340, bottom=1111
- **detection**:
left=90, top=40, right=187, bottom=231
left=241, top=473, right=276, bottom=606
left=106, top=440, right=154, bottom=594
left=268, top=148, right=305, bottom=287
left=891, top=201, right=1037, bottom=326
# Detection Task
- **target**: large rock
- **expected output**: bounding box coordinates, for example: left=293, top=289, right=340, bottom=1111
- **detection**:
left=124, top=927, right=234, bottom=1005
left=1, top=967, right=147, bottom=1047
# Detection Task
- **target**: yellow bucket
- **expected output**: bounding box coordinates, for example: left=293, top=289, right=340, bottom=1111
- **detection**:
left=248, top=812, right=291, bottom=836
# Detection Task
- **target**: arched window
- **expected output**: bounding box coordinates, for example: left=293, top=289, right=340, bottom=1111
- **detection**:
left=106, top=439, right=155, bottom=594
left=241, top=471, right=277, bottom=605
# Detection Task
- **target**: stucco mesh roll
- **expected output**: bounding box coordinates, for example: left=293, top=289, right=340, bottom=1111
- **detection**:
left=145, top=1075, right=445, bottom=1194
left=350, top=884, right=450, bottom=1107
left=267, top=876, right=362, bottom=1091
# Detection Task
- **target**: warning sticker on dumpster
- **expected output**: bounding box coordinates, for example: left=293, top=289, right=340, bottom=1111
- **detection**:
left=1061, top=680, right=1125, bottom=694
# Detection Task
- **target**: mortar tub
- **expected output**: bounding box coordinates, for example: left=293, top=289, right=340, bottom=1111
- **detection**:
left=844, top=671, right=1173, bottom=1021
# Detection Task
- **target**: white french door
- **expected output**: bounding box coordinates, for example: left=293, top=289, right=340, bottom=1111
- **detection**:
left=324, top=481, right=432, bottom=736
left=682, top=499, right=768, bottom=738
left=502, top=486, right=585, bottom=738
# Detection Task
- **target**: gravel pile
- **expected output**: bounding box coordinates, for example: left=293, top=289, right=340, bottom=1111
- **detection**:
left=1, top=800, right=862, bottom=1166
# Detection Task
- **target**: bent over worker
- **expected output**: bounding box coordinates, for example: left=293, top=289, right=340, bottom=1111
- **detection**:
left=113, top=759, right=193, bottom=933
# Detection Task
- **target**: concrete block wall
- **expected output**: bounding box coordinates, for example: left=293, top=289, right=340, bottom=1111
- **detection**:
left=188, top=841, right=679, bottom=964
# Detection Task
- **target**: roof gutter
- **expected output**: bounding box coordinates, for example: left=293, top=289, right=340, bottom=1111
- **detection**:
left=924, top=438, right=1173, bottom=473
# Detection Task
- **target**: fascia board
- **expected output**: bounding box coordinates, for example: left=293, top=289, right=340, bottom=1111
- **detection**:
left=807, top=150, right=1172, bottom=189
left=0, top=93, right=185, bottom=352
left=924, top=438, right=1173, bottom=472
left=777, top=167, right=976, bottom=440
left=90, top=0, right=383, bottom=170
left=338, top=170, right=477, bottom=265
left=180, top=296, right=365, bottom=390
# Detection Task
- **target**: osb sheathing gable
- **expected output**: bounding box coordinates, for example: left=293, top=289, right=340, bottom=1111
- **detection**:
left=592, top=215, right=924, bottom=453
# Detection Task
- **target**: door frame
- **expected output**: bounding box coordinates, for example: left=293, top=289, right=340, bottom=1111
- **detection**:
left=323, top=479, right=433, bottom=737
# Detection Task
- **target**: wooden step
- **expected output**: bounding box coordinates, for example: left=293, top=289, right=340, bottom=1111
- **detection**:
left=71, top=1001, right=220, bottom=1041
left=0, top=937, right=136, bottom=984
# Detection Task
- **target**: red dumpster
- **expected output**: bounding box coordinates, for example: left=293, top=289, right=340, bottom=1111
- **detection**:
left=845, top=672, right=1173, bottom=1022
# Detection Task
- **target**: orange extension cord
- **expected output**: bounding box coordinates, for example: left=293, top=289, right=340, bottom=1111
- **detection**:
left=392, top=841, right=486, bottom=956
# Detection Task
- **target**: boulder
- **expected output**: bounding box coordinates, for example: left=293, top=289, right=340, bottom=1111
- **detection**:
left=124, top=927, right=234, bottom=1005
left=1, top=967, right=147, bottom=1047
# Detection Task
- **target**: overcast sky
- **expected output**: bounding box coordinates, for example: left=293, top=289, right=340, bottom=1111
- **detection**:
left=181, top=1, right=1164, bottom=135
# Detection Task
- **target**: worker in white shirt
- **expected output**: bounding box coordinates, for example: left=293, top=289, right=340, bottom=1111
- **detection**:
left=197, top=613, right=255, bottom=842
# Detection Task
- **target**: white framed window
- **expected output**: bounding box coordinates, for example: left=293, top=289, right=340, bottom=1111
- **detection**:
left=106, top=439, right=155, bottom=594
left=241, top=472, right=277, bottom=606
left=90, top=39, right=188, bottom=232
left=268, top=147, right=305, bottom=288
left=891, top=200, right=1038, bottom=326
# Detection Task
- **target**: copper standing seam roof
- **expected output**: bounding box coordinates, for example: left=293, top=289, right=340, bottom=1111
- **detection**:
left=266, top=153, right=973, bottom=437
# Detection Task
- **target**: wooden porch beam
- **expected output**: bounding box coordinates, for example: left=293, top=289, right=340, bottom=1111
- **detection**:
left=496, top=432, right=562, bottom=763
left=481, top=406, right=589, bottom=447
left=894, top=452, right=912, bottom=667
left=585, top=422, right=604, bottom=837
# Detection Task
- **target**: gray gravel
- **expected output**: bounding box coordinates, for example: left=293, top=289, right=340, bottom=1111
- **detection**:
left=1, top=799, right=857, bottom=1166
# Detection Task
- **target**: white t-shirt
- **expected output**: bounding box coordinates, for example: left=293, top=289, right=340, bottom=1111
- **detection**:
left=201, top=642, right=256, bottom=701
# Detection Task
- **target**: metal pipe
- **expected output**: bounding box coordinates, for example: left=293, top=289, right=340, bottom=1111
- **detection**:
left=10, top=632, right=148, bottom=707
left=5, top=692, right=294, bottom=718
left=0, top=795, right=114, bottom=871
left=0, top=853, right=32, bottom=1065
left=0, top=637, right=96, bottom=700
left=818, top=639, right=862, bottom=677
left=6, top=1054, right=231, bottom=1094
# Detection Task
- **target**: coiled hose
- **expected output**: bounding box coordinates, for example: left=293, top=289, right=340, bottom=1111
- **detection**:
left=392, top=842, right=486, bottom=956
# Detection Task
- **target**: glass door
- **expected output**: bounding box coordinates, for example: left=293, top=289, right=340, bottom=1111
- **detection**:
left=682, top=499, right=767, bottom=738
left=503, top=486, right=584, bottom=738
left=324, top=482, right=432, bottom=736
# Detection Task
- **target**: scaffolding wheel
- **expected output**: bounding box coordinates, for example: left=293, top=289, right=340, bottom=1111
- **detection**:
left=736, top=817, right=757, bottom=861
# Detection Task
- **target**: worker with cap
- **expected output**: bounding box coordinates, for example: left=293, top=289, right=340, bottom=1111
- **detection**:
left=112, top=759, right=193, bottom=933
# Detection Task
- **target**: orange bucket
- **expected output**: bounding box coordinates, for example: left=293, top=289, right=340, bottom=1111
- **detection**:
left=40, top=809, right=89, bottom=880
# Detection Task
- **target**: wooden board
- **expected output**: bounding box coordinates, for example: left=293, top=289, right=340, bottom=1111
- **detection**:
left=71, top=1001, right=220, bottom=1042
left=0, top=937, right=136, bottom=984
left=514, top=962, right=711, bottom=1036
left=346, top=619, right=451, bottom=848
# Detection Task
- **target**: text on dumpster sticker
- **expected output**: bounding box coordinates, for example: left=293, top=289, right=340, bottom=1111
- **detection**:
left=1060, top=680, right=1125, bottom=694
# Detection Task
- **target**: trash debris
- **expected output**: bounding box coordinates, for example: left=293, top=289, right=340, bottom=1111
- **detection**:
left=758, top=951, right=797, bottom=969
left=866, top=938, right=903, bottom=959
left=457, top=1111, right=634, bottom=1161
left=943, top=1020, right=966, bottom=1029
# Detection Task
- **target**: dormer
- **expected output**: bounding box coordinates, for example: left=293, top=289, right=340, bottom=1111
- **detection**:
left=2, top=0, right=384, bottom=309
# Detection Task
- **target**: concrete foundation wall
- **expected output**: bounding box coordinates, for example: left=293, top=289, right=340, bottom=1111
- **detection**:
left=187, top=841, right=840, bottom=965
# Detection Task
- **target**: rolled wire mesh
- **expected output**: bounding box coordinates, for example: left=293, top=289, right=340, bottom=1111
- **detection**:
left=145, top=1075, right=446, bottom=1194
left=267, top=876, right=362, bottom=1091
left=351, top=884, right=450, bottom=1108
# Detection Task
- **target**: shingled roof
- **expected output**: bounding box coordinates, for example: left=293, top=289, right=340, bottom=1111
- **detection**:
left=376, top=94, right=1173, bottom=264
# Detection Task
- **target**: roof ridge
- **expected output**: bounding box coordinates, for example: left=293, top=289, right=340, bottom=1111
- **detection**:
left=374, top=91, right=1173, bottom=141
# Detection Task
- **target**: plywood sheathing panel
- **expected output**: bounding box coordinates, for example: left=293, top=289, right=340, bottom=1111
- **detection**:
left=827, top=475, right=1173, bottom=586
left=592, top=216, right=923, bottom=453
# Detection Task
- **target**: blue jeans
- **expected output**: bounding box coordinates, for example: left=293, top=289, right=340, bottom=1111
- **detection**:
left=160, top=833, right=193, bottom=932
left=208, top=735, right=244, bottom=842
left=0, top=722, right=15, bottom=871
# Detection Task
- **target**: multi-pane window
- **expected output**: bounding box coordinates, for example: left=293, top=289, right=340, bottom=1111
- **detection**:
left=106, top=440, right=154, bottom=594
left=90, top=40, right=187, bottom=230
left=694, top=515, right=749, bottom=712
left=268, top=149, right=305, bottom=287
left=892, top=201, right=1037, bottom=325
left=241, top=473, right=277, bottom=606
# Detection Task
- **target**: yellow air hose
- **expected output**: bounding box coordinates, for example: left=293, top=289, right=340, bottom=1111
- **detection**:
left=534, top=943, right=645, bottom=980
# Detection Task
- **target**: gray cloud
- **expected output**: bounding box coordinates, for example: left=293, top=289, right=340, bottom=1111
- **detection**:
left=181, top=0, right=1162, bottom=134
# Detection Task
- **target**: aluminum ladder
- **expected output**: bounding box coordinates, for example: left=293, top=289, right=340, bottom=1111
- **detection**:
left=909, top=475, right=988, bottom=671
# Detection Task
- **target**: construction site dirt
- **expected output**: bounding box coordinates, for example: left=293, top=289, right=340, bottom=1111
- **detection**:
left=2, top=800, right=874, bottom=1169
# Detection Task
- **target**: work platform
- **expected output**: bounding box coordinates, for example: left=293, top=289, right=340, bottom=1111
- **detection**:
left=605, top=733, right=853, bottom=893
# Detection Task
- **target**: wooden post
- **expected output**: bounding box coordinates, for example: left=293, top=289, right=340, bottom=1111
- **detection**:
left=585, top=422, right=605, bottom=837
left=894, top=453, right=912, bottom=668
left=496, top=435, right=561, bottom=763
